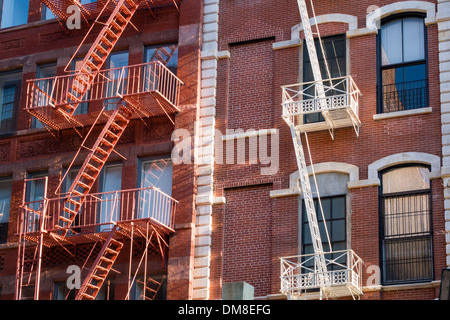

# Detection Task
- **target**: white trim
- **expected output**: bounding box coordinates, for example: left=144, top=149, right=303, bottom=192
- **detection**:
left=373, top=107, right=433, bottom=120
left=270, top=162, right=359, bottom=198
left=291, top=13, right=358, bottom=39
left=367, top=152, right=441, bottom=182
left=222, top=128, right=278, bottom=141
left=273, top=13, right=358, bottom=50
left=194, top=0, right=222, bottom=300
left=366, top=1, right=437, bottom=31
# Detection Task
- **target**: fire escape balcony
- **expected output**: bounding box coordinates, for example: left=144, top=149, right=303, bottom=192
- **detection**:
left=26, top=61, right=183, bottom=131
left=280, top=249, right=363, bottom=300
left=281, top=76, right=362, bottom=137
left=40, top=0, right=182, bottom=25
left=18, top=186, right=177, bottom=245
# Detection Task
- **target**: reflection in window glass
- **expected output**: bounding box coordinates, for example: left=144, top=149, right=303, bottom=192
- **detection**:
left=378, top=16, right=427, bottom=113
left=104, top=51, right=128, bottom=110
left=144, top=44, right=178, bottom=75
left=42, top=5, right=55, bottom=20
left=33, top=63, right=57, bottom=128
left=0, top=0, right=29, bottom=29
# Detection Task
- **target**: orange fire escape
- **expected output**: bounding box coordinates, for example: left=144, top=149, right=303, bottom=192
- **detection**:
left=16, top=0, right=182, bottom=300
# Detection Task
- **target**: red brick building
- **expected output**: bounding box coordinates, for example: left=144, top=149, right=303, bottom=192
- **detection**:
left=0, top=0, right=201, bottom=300
left=0, top=0, right=449, bottom=302
left=194, top=0, right=450, bottom=300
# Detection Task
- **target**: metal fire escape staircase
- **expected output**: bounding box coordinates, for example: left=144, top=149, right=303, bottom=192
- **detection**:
left=16, top=0, right=181, bottom=300
left=58, top=0, right=139, bottom=118
left=279, top=0, right=363, bottom=300
left=56, top=101, right=133, bottom=237
left=75, top=225, right=124, bottom=300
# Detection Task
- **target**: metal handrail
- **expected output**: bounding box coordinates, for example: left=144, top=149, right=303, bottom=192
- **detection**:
left=26, top=61, right=183, bottom=111
left=19, top=187, right=178, bottom=234
left=281, top=75, right=361, bottom=125
left=280, top=249, right=363, bottom=298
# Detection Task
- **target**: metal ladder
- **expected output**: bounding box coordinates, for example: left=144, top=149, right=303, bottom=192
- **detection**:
left=57, top=0, right=140, bottom=118
left=15, top=178, right=49, bottom=300
left=296, top=0, right=336, bottom=139
left=289, top=126, right=328, bottom=283
left=56, top=102, right=133, bottom=235
left=290, top=0, right=330, bottom=288
left=137, top=275, right=165, bottom=300
left=75, top=225, right=124, bottom=300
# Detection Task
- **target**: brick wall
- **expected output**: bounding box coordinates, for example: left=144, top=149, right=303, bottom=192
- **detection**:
left=222, top=184, right=273, bottom=297
left=208, top=0, right=446, bottom=300
left=0, top=0, right=201, bottom=300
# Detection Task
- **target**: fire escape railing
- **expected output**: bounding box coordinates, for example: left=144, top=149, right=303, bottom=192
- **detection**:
left=26, top=61, right=182, bottom=114
left=281, top=76, right=360, bottom=124
left=18, top=187, right=177, bottom=235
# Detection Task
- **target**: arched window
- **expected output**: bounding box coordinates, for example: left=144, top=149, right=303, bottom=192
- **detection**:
left=379, top=165, right=433, bottom=285
left=377, top=14, right=428, bottom=113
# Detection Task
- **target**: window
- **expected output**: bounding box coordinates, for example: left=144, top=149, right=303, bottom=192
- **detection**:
left=104, top=51, right=128, bottom=110
left=61, top=166, right=82, bottom=234
left=98, top=164, right=122, bottom=232
left=131, top=274, right=166, bottom=300
left=138, top=159, right=173, bottom=224
left=25, top=172, right=48, bottom=233
left=140, top=159, right=173, bottom=195
left=300, top=171, right=348, bottom=274
left=378, top=15, right=428, bottom=113
left=54, top=279, right=112, bottom=300
left=0, top=178, right=12, bottom=244
left=144, top=43, right=178, bottom=75
left=303, top=34, right=346, bottom=123
left=42, top=5, right=55, bottom=20
left=0, top=69, right=22, bottom=133
left=53, top=282, right=75, bottom=300
left=302, top=196, right=346, bottom=257
left=70, top=58, right=89, bottom=114
left=0, top=0, right=29, bottom=29
left=379, top=165, right=433, bottom=285
left=33, top=63, right=57, bottom=128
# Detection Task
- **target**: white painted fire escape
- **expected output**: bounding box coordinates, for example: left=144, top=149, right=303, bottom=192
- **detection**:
left=279, top=0, right=363, bottom=300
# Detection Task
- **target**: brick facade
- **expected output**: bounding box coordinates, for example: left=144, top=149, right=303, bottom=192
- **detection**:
left=0, top=0, right=448, bottom=301
left=0, top=0, right=201, bottom=300
left=198, top=0, right=449, bottom=300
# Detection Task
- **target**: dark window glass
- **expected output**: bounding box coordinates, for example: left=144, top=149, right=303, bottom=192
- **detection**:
left=144, top=43, right=178, bottom=75
left=303, top=34, right=346, bottom=123
left=302, top=195, right=346, bottom=270
left=0, top=69, right=22, bottom=133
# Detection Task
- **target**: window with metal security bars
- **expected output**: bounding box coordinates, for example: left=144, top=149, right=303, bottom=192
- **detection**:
left=302, top=195, right=347, bottom=269
left=303, top=34, right=347, bottom=124
left=379, top=165, right=433, bottom=285
left=377, top=14, right=428, bottom=113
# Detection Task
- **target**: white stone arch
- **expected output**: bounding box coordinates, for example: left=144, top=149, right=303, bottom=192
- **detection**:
left=367, top=152, right=441, bottom=182
left=289, top=162, right=359, bottom=190
left=366, top=1, right=437, bottom=31
left=291, top=13, right=358, bottom=40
